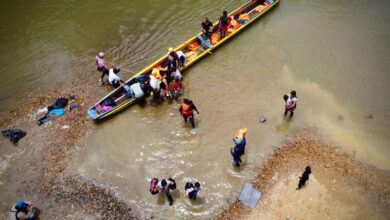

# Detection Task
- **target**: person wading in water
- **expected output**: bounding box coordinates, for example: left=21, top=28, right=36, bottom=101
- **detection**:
left=179, top=98, right=199, bottom=129
left=284, top=90, right=298, bottom=117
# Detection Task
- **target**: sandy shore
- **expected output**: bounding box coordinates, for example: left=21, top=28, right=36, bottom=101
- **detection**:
left=216, top=135, right=390, bottom=220
left=0, top=81, right=137, bottom=219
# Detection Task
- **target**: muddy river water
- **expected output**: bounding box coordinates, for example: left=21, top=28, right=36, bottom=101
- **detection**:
left=1, top=0, right=389, bottom=219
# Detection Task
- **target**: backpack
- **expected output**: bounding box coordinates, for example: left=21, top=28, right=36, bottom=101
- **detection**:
left=15, top=201, right=28, bottom=212
left=150, top=178, right=159, bottom=195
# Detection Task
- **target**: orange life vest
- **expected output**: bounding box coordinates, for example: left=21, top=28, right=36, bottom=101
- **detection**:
left=181, top=103, right=193, bottom=116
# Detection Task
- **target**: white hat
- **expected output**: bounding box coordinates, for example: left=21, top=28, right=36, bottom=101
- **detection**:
left=98, top=52, right=105, bottom=58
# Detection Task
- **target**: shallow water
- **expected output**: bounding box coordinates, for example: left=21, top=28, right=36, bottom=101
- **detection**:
left=1, top=0, right=390, bottom=219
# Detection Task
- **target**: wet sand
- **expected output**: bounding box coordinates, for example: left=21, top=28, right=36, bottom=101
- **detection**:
left=217, top=134, right=390, bottom=220
left=0, top=81, right=137, bottom=219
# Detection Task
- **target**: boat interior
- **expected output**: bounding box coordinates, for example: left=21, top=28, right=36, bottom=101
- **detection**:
left=88, top=0, right=276, bottom=119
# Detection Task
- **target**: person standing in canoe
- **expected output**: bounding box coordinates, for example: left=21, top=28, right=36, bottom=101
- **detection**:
left=96, top=52, right=109, bottom=84
left=201, top=17, right=214, bottom=43
left=179, top=98, right=199, bottom=128
left=218, top=11, right=231, bottom=38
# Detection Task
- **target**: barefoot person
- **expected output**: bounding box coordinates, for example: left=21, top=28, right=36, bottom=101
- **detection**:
left=284, top=90, right=298, bottom=117
left=179, top=98, right=200, bottom=128
left=297, top=166, right=311, bottom=190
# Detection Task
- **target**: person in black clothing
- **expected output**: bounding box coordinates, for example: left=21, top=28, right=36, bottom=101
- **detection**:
left=297, top=166, right=312, bottom=190
left=201, top=17, right=213, bottom=42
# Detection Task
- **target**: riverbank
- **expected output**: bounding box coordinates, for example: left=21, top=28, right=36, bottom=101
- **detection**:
left=217, top=135, right=390, bottom=220
left=0, top=81, right=137, bottom=219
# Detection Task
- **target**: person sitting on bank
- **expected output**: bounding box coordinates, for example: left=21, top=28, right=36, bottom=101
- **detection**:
left=201, top=17, right=214, bottom=43
left=218, top=11, right=231, bottom=38
left=96, top=52, right=109, bottom=84
left=10, top=201, right=39, bottom=220
left=108, top=67, right=124, bottom=88
left=157, top=178, right=177, bottom=206
left=179, top=98, right=200, bottom=129
left=185, top=181, right=201, bottom=200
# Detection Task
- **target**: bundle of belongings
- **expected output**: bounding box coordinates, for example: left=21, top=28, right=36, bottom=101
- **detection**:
left=2, top=129, right=26, bottom=145
left=37, top=96, right=79, bottom=126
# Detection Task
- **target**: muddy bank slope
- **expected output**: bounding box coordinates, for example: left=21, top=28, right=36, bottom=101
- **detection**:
left=0, top=81, right=137, bottom=219
left=217, top=135, right=390, bottom=220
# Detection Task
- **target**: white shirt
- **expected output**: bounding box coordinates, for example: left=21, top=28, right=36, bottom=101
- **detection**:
left=176, top=51, right=187, bottom=64
left=108, top=69, right=121, bottom=84
left=174, top=69, right=182, bottom=81
left=287, top=94, right=297, bottom=107
left=130, top=82, right=144, bottom=98
left=149, top=75, right=160, bottom=90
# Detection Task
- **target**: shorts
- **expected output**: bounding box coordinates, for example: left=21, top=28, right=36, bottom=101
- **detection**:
left=219, top=23, right=228, bottom=32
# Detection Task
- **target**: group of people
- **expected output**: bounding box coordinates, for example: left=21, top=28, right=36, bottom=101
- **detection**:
left=150, top=178, right=201, bottom=206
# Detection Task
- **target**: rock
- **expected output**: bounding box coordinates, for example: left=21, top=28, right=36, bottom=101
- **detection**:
left=61, top=125, right=70, bottom=129
left=260, top=116, right=267, bottom=123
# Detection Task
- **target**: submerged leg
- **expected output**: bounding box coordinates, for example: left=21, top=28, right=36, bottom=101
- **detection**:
left=165, top=191, right=174, bottom=206
left=189, top=115, right=195, bottom=128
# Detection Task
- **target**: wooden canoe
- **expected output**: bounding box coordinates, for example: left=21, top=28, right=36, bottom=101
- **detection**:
left=88, top=0, right=280, bottom=121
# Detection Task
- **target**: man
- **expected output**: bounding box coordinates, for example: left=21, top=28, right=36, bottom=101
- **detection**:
left=218, top=11, right=231, bottom=38
left=157, top=178, right=176, bottom=206
left=96, top=52, right=109, bottom=84
left=231, top=129, right=247, bottom=167
left=297, top=166, right=311, bottom=190
left=284, top=90, right=298, bottom=117
left=179, top=98, right=200, bottom=128
left=108, top=67, right=124, bottom=88
left=201, top=17, right=213, bottom=42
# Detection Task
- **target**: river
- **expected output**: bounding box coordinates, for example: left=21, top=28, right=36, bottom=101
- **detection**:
left=1, top=0, right=389, bottom=219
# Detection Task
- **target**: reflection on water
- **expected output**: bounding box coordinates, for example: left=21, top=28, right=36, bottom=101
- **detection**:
left=0, top=0, right=389, bottom=219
